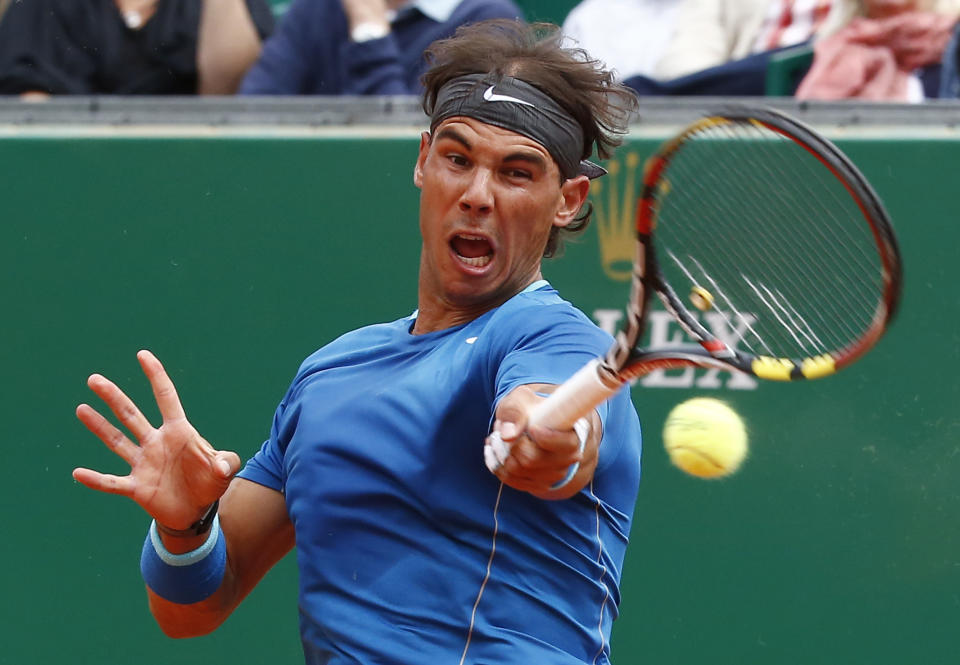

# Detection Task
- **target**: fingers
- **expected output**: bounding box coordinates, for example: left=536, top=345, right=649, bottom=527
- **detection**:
left=76, top=404, right=141, bottom=465
left=86, top=373, right=154, bottom=441
left=214, top=451, right=242, bottom=479
left=484, top=420, right=581, bottom=488
left=138, top=350, right=187, bottom=422
left=72, top=467, right=135, bottom=496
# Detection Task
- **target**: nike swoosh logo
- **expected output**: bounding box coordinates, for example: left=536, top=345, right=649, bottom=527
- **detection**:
left=482, top=85, right=535, bottom=107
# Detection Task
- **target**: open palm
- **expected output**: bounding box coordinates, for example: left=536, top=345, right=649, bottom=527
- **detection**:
left=73, top=350, right=240, bottom=530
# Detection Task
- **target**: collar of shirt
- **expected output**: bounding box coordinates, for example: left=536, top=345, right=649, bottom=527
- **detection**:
left=391, top=0, right=461, bottom=23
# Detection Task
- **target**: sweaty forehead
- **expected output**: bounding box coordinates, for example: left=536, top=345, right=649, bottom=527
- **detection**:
left=433, top=117, right=555, bottom=163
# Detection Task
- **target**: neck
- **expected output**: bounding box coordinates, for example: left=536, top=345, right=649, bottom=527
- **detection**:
left=411, top=267, right=544, bottom=335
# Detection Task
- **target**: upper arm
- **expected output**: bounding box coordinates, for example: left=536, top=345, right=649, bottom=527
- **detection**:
left=219, top=477, right=294, bottom=600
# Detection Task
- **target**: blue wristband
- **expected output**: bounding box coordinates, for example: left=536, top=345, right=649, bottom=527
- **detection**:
left=140, top=515, right=227, bottom=604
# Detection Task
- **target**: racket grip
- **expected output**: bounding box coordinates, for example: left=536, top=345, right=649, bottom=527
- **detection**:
left=528, top=358, right=621, bottom=430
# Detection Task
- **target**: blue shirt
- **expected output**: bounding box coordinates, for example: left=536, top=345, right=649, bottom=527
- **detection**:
left=239, top=284, right=642, bottom=663
left=239, top=0, right=523, bottom=95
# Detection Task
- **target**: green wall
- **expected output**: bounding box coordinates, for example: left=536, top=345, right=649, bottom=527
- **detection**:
left=2, top=129, right=957, bottom=664
left=517, top=0, right=579, bottom=23
left=266, top=0, right=579, bottom=24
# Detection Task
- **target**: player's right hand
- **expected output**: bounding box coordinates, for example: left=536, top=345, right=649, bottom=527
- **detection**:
left=73, top=350, right=240, bottom=531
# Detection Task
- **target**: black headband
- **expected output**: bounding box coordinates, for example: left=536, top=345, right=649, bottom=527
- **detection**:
left=430, top=73, right=607, bottom=179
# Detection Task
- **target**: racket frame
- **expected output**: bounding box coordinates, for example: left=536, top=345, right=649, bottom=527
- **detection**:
left=528, top=106, right=902, bottom=430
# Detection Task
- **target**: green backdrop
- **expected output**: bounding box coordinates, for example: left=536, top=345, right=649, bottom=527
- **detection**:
left=265, top=0, right=578, bottom=24
left=2, top=127, right=957, bottom=664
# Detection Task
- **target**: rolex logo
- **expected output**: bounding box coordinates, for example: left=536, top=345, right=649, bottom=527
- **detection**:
left=591, top=151, right=641, bottom=282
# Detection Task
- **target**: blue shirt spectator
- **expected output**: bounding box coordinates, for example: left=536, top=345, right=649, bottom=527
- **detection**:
left=240, top=0, right=523, bottom=95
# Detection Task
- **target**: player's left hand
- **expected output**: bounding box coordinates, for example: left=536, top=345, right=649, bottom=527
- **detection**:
left=484, top=384, right=599, bottom=499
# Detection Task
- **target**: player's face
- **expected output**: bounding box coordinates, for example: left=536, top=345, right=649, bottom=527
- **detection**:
left=413, top=117, right=588, bottom=328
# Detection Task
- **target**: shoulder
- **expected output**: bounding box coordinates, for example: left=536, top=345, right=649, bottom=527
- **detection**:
left=290, top=316, right=410, bottom=381
left=451, top=0, right=524, bottom=20
left=480, top=285, right=611, bottom=361
left=496, top=285, right=609, bottom=330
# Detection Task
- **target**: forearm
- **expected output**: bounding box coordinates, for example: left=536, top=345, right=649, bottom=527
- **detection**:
left=143, top=480, right=295, bottom=637
left=147, top=565, right=240, bottom=638
left=197, top=0, right=264, bottom=94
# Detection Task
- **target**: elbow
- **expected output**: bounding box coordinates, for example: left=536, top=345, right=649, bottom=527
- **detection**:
left=147, top=591, right=229, bottom=638
left=157, top=621, right=215, bottom=640
left=196, top=45, right=262, bottom=95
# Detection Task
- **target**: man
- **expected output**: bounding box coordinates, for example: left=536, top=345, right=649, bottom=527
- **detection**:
left=562, top=0, right=684, bottom=80
left=653, top=0, right=841, bottom=81
left=74, top=20, right=643, bottom=664
left=0, top=0, right=274, bottom=95
left=239, top=0, right=523, bottom=94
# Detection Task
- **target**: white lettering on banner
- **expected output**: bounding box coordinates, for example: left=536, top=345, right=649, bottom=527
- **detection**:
left=589, top=309, right=759, bottom=391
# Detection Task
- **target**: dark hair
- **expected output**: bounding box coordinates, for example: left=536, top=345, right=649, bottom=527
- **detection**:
left=421, top=20, right=639, bottom=257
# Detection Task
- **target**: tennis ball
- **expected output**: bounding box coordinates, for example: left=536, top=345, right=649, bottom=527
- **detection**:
left=689, top=285, right=714, bottom=311
left=662, top=398, right=748, bottom=478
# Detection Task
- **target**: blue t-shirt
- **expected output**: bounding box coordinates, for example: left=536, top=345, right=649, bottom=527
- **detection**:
left=239, top=0, right=523, bottom=95
left=240, top=284, right=642, bottom=664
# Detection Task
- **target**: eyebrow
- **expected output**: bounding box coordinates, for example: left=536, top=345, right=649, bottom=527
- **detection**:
left=434, top=127, right=549, bottom=171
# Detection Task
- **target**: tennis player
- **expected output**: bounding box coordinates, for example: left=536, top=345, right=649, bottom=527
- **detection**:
left=73, top=20, right=642, bottom=664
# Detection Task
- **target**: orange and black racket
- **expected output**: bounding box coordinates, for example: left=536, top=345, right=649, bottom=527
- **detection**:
left=530, top=106, right=903, bottom=429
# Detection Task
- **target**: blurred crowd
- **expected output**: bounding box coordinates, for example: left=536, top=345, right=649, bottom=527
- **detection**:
left=0, top=0, right=958, bottom=100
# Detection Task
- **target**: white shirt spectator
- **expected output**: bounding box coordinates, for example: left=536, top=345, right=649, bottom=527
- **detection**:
left=562, top=0, right=683, bottom=79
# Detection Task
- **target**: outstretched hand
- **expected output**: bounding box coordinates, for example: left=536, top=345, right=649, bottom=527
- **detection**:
left=73, top=350, right=241, bottom=530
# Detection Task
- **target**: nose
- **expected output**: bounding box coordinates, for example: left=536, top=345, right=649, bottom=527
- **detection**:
left=459, top=168, right=494, bottom=215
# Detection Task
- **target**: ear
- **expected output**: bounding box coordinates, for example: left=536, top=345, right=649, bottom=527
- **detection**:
left=413, top=131, right=431, bottom=188
left=554, top=175, right=591, bottom=228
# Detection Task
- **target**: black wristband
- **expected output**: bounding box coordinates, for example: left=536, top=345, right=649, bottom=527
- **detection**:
left=155, top=500, right=219, bottom=538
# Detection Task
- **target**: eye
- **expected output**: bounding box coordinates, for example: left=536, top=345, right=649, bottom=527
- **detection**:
left=446, top=153, right=469, bottom=167
left=504, top=168, right=532, bottom=180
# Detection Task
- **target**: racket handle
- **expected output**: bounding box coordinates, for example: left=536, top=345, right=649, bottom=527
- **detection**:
left=528, top=358, right=621, bottom=430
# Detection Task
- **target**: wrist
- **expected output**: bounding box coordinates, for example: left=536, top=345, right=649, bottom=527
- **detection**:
left=350, top=21, right=390, bottom=42
left=156, top=500, right=219, bottom=539
left=142, top=516, right=227, bottom=604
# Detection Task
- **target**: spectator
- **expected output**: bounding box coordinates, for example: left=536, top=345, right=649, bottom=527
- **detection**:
left=796, top=0, right=960, bottom=100
left=239, top=0, right=523, bottom=95
left=561, top=0, right=683, bottom=80
left=940, top=18, right=960, bottom=96
left=0, top=0, right=274, bottom=96
left=654, top=0, right=842, bottom=80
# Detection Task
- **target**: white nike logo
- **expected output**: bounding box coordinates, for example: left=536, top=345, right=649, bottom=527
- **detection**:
left=482, top=85, right=535, bottom=107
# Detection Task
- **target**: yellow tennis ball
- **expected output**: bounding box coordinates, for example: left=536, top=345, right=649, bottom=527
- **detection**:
left=662, top=398, right=748, bottom=478
left=689, top=285, right=714, bottom=311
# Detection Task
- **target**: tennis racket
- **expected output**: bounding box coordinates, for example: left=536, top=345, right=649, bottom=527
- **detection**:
left=529, top=105, right=903, bottom=430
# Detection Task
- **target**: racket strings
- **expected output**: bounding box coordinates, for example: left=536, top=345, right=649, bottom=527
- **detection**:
left=651, top=120, right=887, bottom=361
left=665, top=129, right=838, bottom=354
left=747, top=124, right=886, bottom=309
left=742, top=126, right=882, bottom=345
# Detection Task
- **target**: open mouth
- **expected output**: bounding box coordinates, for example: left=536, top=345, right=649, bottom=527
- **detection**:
left=450, top=233, right=494, bottom=268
